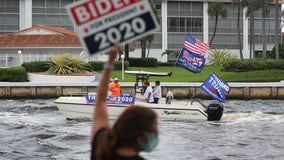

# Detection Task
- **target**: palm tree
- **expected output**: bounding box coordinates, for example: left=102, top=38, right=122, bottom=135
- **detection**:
left=246, top=0, right=274, bottom=59
left=281, top=10, right=284, bottom=29
left=139, top=0, right=158, bottom=58
left=233, top=0, right=244, bottom=60
left=207, top=2, right=228, bottom=45
left=242, top=0, right=261, bottom=59
left=260, top=0, right=272, bottom=59
left=275, top=0, right=280, bottom=59
left=124, top=44, right=129, bottom=60
left=139, top=35, right=152, bottom=58
left=227, top=0, right=271, bottom=60
left=246, top=0, right=256, bottom=59
left=161, top=49, right=179, bottom=59
left=147, top=38, right=153, bottom=58
left=140, top=34, right=155, bottom=58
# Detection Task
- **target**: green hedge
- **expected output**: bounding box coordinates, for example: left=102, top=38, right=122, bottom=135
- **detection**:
left=88, top=61, right=129, bottom=71
left=22, top=61, right=50, bottom=72
left=128, top=58, right=158, bottom=67
left=88, top=61, right=104, bottom=71
left=158, top=62, right=175, bottom=66
left=0, top=67, right=27, bottom=82
left=114, top=61, right=129, bottom=70
left=222, top=59, right=284, bottom=72
left=269, top=44, right=284, bottom=59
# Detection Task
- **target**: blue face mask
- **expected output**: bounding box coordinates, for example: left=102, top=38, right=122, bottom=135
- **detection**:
left=138, top=131, right=159, bottom=152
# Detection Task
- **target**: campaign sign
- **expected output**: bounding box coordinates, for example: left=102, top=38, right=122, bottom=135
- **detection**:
left=67, top=0, right=160, bottom=55
left=86, top=94, right=135, bottom=105
left=176, top=46, right=206, bottom=73
left=201, top=74, right=226, bottom=102
left=211, top=73, right=230, bottom=93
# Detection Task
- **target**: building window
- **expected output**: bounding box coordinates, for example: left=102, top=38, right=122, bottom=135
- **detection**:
left=208, top=3, right=243, bottom=49
left=32, top=0, right=75, bottom=31
left=0, top=0, right=20, bottom=34
left=129, top=1, right=162, bottom=49
left=168, top=17, right=202, bottom=33
left=167, top=1, right=203, bottom=34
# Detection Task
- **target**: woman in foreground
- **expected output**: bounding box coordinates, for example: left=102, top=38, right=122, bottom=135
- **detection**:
left=91, top=42, right=159, bottom=160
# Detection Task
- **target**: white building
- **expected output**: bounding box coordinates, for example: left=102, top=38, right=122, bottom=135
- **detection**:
left=0, top=0, right=282, bottom=67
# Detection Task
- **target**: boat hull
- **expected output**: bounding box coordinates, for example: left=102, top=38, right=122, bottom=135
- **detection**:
left=54, top=97, right=209, bottom=121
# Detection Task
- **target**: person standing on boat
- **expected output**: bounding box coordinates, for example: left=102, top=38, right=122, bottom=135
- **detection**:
left=144, top=82, right=154, bottom=103
left=109, top=77, right=122, bottom=96
left=91, top=42, right=159, bottom=160
left=153, top=81, right=162, bottom=104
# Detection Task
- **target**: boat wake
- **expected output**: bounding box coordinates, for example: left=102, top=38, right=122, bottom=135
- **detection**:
left=221, top=111, right=284, bottom=122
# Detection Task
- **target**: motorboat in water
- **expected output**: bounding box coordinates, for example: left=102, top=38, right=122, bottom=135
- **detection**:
left=55, top=94, right=223, bottom=121
left=54, top=70, right=224, bottom=121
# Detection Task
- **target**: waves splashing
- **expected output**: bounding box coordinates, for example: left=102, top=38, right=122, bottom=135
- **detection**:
left=222, top=111, right=284, bottom=122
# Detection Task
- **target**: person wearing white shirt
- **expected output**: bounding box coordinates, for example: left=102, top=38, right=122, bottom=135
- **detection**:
left=153, top=81, right=162, bottom=104
left=144, top=82, right=154, bottom=103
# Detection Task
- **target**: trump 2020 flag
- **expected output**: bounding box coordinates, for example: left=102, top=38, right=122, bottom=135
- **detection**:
left=176, top=34, right=209, bottom=73
left=183, top=34, right=209, bottom=56
left=201, top=73, right=230, bottom=102
left=176, top=47, right=206, bottom=73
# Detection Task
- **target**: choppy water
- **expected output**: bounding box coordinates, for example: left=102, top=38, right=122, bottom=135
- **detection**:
left=0, top=99, right=284, bottom=160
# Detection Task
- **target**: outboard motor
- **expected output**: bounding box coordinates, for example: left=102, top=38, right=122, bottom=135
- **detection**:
left=206, top=103, right=224, bottom=121
left=166, top=90, right=174, bottom=104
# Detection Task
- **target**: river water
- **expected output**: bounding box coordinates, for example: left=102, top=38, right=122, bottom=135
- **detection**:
left=0, top=99, right=284, bottom=160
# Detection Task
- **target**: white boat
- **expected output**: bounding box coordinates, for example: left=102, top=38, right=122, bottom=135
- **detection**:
left=54, top=93, right=223, bottom=121
left=54, top=70, right=224, bottom=121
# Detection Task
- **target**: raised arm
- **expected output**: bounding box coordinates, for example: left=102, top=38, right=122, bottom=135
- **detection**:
left=91, top=42, right=120, bottom=141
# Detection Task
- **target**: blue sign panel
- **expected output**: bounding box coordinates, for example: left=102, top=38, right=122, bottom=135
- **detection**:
left=176, top=47, right=206, bottom=73
left=84, top=12, right=156, bottom=54
left=201, top=74, right=227, bottom=102
left=86, top=94, right=135, bottom=105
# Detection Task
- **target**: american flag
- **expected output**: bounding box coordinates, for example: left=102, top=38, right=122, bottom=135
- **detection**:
left=183, top=34, right=209, bottom=57
left=181, top=48, right=204, bottom=67
left=176, top=46, right=206, bottom=73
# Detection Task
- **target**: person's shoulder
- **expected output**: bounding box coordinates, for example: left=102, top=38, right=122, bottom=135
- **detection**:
left=138, top=156, right=146, bottom=160
left=93, top=128, right=107, bottom=143
left=91, top=128, right=108, bottom=159
left=115, top=154, right=146, bottom=160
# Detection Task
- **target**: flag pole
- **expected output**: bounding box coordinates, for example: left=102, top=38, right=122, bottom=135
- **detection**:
left=169, top=33, right=189, bottom=76
left=169, top=47, right=182, bottom=76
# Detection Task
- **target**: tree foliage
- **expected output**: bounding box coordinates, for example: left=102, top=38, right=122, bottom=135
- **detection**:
left=207, top=2, right=227, bottom=45
left=233, top=0, right=244, bottom=59
left=207, top=49, right=238, bottom=65
left=139, top=0, right=159, bottom=58
left=48, top=54, right=91, bottom=75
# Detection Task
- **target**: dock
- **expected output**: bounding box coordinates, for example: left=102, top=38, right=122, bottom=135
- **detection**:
left=1, top=81, right=284, bottom=99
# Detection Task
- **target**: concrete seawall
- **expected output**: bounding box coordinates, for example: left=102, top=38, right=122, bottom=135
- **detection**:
left=1, top=81, right=284, bottom=100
